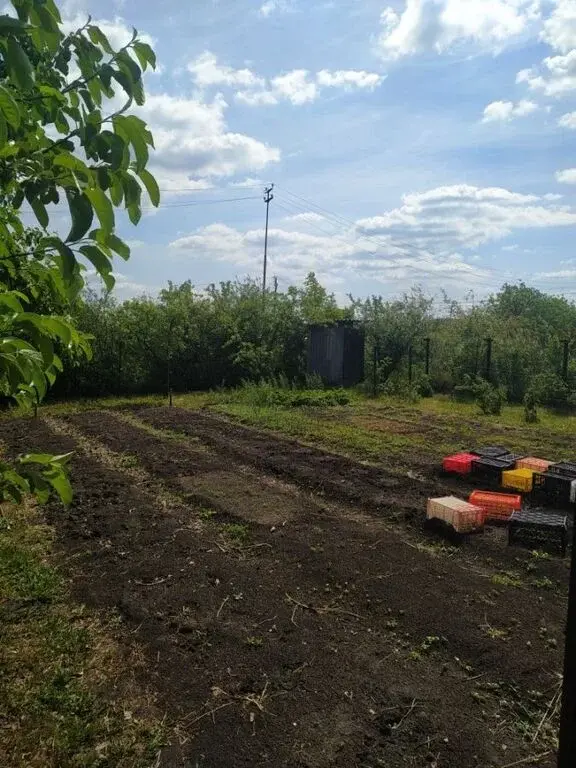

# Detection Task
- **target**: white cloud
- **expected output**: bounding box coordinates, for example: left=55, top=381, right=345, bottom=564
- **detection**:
left=377, top=0, right=541, bottom=60
left=482, top=99, right=539, bottom=121
left=235, top=89, right=280, bottom=106
left=316, top=69, right=384, bottom=90
left=540, top=0, right=576, bottom=53
left=230, top=177, right=264, bottom=188
left=134, top=94, right=280, bottom=190
left=62, top=13, right=154, bottom=49
left=259, top=0, right=293, bottom=17
left=356, top=184, right=576, bottom=252
left=167, top=183, right=576, bottom=292
left=168, top=221, right=489, bottom=289
left=271, top=70, right=318, bottom=105
left=558, top=110, right=576, bottom=128
left=187, top=53, right=384, bottom=106
left=282, top=211, right=327, bottom=223
left=517, top=50, right=576, bottom=96
left=187, top=52, right=265, bottom=89
left=556, top=168, right=576, bottom=184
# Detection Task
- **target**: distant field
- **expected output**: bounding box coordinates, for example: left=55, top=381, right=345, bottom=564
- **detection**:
left=0, top=392, right=570, bottom=767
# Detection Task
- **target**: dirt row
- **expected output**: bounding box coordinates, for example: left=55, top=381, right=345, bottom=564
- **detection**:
left=0, top=411, right=567, bottom=767
left=133, top=407, right=435, bottom=522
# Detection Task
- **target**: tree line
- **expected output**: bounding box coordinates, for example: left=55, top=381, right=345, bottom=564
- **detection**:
left=49, top=275, right=576, bottom=412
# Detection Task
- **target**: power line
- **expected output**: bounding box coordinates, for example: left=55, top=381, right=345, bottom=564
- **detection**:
left=274, top=186, right=514, bottom=281
left=142, top=195, right=260, bottom=210
left=273, top=196, right=507, bottom=287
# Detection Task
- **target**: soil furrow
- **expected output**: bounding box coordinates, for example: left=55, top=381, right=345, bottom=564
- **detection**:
left=0, top=413, right=566, bottom=767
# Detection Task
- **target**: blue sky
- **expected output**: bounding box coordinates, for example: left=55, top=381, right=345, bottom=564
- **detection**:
left=61, top=0, right=576, bottom=302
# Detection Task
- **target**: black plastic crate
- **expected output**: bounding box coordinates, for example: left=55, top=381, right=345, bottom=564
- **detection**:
left=471, top=456, right=515, bottom=481
left=549, top=462, right=576, bottom=479
left=499, top=453, right=525, bottom=465
left=542, top=471, right=575, bottom=503
left=471, top=446, right=508, bottom=459
left=508, top=509, right=568, bottom=557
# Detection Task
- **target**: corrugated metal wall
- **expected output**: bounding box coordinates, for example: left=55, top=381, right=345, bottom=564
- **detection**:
left=306, top=324, right=365, bottom=387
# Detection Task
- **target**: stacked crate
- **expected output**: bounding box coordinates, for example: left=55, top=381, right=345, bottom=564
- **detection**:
left=502, top=468, right=535, bottom=492
left=426, top=497, right=485, bottom=534
left=516, top=457, right=552, bottom=473
left=468, top=490, right=521, bottom=523
left=442, top=452, right=477, bottom=474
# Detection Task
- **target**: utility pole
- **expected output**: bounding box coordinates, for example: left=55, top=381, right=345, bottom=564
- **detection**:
left=262, top=183, right=274, bottom=293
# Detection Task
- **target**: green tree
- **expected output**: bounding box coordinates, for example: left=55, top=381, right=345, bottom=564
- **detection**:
left=0, top=0, right=158, bottom=503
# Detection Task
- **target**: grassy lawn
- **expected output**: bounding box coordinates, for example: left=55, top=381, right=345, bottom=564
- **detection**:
left=0, top=501, right=167, bottom=767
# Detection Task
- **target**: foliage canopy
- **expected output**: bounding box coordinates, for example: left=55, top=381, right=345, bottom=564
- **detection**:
left=0, top=0, right=157, bottom=502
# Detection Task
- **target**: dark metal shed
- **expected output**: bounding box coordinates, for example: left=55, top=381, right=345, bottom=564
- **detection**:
left=306, top=323, right=365, bottom=387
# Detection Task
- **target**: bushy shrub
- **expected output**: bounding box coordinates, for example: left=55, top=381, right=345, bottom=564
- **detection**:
left=527, top=372, right=572, bottom=410
left=455, top=375, right=506, bottom=415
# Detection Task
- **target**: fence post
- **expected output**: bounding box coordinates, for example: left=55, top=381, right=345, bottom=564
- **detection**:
left=562, top=340, right=570, bottom=382
left=485, top=337, right=493, bottom=382
left=558, top=519, right=576, bottom=768
left=372, top=340, right=379, bottom=398
left=424, top=337, right=431, bottom=376
left=408, top=345, right=413, bottom=384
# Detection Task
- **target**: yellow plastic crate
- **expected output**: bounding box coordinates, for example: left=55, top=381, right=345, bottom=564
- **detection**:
left=502, top=468, right=534, bottom=492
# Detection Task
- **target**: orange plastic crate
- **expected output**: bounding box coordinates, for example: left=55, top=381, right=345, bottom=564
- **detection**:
left=442, top=453, right=477, bottom=474
left=468, top=490, right=521, bottom=523
left=427, top=497, right=485, bottom=533
left=515, top=457, right=552, bottom=473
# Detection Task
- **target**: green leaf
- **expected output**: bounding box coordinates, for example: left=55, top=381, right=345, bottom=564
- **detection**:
left=0, top=85, right=20, bottom=128
left=29, top=197, right=49, bottom=229
left=21, top=453, right=59, bottom=465
left=0, top=15, right=26, bottom=32
left=53, top=153, right=90, bottom=179
left=88, top=25, right=113, bottom=54
left=45, top=468, right=73, bottom=506
left=107, top=233, right=131, bottom=260
left=127, top=204, right=141, bottom=225
left=5, top=37, right=34, bottom=90
left=79, top=245, right=115, bottom=290
left=85, top=186, right=114, bottom=234
left=138, top=168, right=160, bottom=207
left=0, top=292, right=24, bottom=312
left=132, top=41, right=156, bottom=71
left=0, top=111, right=7, bottom=149
left=65, top=191, right=94, bottom=242
left=42, top=236, right=77, bottom=284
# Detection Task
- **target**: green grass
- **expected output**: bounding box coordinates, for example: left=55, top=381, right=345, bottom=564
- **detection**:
left=0, top=502, right=168, bottom=767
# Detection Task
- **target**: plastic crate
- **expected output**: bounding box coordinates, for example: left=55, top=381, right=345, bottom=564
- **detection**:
left=471, top=456, right=516, bottom=482
left=471, top=446, right=508, bottom=458
left=516, top=457, right=552, bottom=473
left=468, top=490, right=521, bottom=522
left=499, top=453, right=525, bottom=464
left=549, top=462, right=576, bottom=479
left=442, top=452, right=477, bottom=474
left=427, top=497, right=485, bottom=534
left=502, top=468, right=535, bottom=493
left=541, top=471, right=574, bottom=503
left=509, top=509, right=568, bottom=557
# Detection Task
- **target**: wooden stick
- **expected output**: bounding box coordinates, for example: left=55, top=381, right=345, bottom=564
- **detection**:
left=499, top=752, right=552, bottom=768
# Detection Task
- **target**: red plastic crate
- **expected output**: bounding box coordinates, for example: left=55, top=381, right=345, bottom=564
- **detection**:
left=442, top=452, right=477, bottom=474
left=468, top=490, right=521, bottom=522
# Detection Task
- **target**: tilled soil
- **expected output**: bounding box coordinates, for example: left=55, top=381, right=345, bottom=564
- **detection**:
left=0, top=409, right=568, bottom=768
